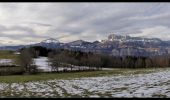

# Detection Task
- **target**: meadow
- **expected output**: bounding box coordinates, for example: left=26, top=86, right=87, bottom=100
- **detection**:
left=0, top=67, right=169, bottom=98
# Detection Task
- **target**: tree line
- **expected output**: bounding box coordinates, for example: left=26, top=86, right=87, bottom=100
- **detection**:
left=48, top=49, right=170, bottom=69
left=48, top=49, right=102, bottom=72
left=16, top=46, right=170, bottom=74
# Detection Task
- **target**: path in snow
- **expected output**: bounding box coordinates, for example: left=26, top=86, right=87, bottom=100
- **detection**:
left=0, top=68, right=170, bottom=97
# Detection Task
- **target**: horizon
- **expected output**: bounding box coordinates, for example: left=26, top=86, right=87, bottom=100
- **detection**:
left=0, top=33, right=166, bottom=47
left=0, top=3, right=170, bottom=46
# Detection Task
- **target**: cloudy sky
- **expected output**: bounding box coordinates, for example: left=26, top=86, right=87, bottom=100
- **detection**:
left=0, top=3, right=169, bottom=46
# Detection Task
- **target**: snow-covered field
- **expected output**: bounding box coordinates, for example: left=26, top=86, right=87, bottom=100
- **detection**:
left=34, top=57, right=52, bottom=72
left=1, top=68, right=170, bottom=98
left=33, top=57, right=102, bottom=72
left=0, top=59, right=13, bottom=66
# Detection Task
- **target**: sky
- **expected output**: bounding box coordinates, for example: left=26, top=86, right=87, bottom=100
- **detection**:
left=0, top=3, right=170, bottom=46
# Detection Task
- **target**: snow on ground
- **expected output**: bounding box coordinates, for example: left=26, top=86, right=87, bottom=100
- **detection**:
left=0, top=59, right=13, bottom=65
left=102, top=68, right=114, bottom=70
left=33, top=57, right=99, bottom=72
left=33, top=57, right=52, bottom=72
left=1, top=68, right=170, bottom=97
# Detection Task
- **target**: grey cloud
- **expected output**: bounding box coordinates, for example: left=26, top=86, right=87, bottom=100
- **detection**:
left=0, top=3, right=170, bottom=45
left=0, top=25, right=48, bottom=40
left=0, top=25, right=7, bottom=32
left=46, top=3, right=170, bottom=41
left=29, top=22, right=52, bottom=27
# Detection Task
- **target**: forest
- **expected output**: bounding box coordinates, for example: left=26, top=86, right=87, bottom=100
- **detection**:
left=19, top=46, right=170, bottom=72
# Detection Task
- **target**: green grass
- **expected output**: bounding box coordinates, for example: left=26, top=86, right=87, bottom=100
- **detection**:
left=0, top=67, right=168, bottom=83
left=0, top=50, right=19, bottom=65
left=0, top=50, right=18, bottom=59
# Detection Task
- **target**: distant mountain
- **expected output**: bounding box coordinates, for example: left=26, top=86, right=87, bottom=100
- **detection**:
left=0, top=45, right=25, bottom=51
left=101, top=34, right=170, bottom=56
left=1, top=34, right=170, bottom=57
left=106, top=34, right=162, bottom=43
left=32, top=38, right=62, bottom=49
left=93, top=41, right=100, bottom=44
left=67, top=40, right=90, bottom=46
left=41, top=38, right=60, bottom=44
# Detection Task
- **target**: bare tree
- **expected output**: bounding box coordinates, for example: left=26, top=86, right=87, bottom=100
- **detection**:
left=145, top=58, right=153, bottom=68
left=17, top=48, right=36, bottom=74
left=48, top=52, right=59, bottom=72
left=87, top=54, right=102, bottom=70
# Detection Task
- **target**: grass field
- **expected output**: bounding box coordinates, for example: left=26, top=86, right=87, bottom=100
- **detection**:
left=0, top=67, right=167, bottom=83
left=0, top=50, right=18, bottom=59
left=0, top=67, right=170, bottom=98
